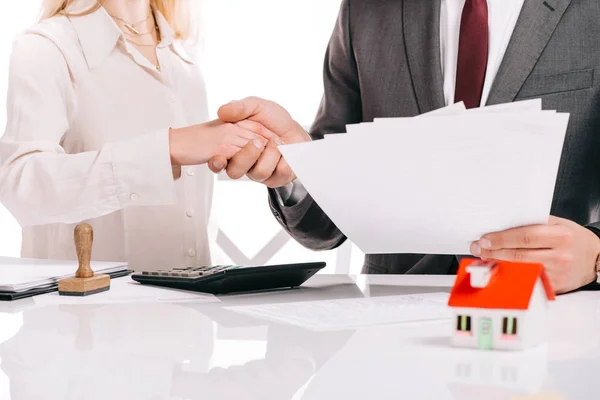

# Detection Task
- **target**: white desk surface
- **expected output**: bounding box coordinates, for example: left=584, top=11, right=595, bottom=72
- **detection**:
left=0, top=274, right=598, bottom=400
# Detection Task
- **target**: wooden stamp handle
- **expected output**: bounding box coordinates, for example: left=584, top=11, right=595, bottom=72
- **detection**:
left=74, top=223, right=94, bottom=278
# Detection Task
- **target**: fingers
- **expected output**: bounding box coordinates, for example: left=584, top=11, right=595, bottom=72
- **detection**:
left=234, top=126, right=260, bottom=142
left=470, top=246, right=570, bottom=293
left=247, top=139, right=283, bottom=182
left=236, top=119, right=276, bottom=141
left=474, top=246, right=554, bottom=264
left=262, top=158, right=296, bottom=188
left=218, top=98, right=258, bottom=123
left=208, top=156, right=228, bottom=173
left=476, top=224, right=564, bottom=251
left=548, top=215, right=567, bottom=225
left=225, top=139, right=266, bottom=180
left=218, top=97, right=296, bottom=136
left=222, top=137, right=294, bottom=187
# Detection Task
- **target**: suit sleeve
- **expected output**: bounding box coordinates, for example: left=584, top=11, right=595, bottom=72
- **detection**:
left=268, top=0, right=362, bottom=250
left=581, top=223, right=600, bottom=289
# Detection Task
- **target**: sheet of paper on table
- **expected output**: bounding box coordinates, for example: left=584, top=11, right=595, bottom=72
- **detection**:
left=0, top=256, right=128, bottom=293
left=280, top=99, right=568, bottom=255
left=33, top=277, right=220, bottom=305
left=226, top=292, right=452, bottom=331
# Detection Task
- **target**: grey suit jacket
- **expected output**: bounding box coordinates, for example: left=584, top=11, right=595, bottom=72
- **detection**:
left=269, top=0, right=600, bottom=276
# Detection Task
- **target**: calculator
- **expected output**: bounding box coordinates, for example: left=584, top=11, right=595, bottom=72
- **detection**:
left=130, top=262, right=326, bottom=295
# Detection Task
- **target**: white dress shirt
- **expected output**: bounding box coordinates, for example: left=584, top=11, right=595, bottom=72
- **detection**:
left=0, top=3, right=214, bottom=271
left=278, top=0, right=525, bottom=206
left=440, top=0, right=525, bottom=107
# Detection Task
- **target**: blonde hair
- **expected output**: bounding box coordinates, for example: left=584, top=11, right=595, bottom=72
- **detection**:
left=39, top=0, right=192, bottom=40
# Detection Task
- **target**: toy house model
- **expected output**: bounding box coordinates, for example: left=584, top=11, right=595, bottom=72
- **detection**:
left=448, top=259, right=555, bottom=351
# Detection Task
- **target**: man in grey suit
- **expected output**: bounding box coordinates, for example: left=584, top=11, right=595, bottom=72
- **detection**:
left=209, top=0, right=600, bottom=294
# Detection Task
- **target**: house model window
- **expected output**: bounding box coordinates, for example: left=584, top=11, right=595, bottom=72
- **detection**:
left=457, top=315, right=472, bottom=335
left=502, top=317, right=518, bottom=337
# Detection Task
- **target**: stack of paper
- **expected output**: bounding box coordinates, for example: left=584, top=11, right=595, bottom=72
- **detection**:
left=226, top=293, right=452, bottom=331
left=33, top=278, right=219, bottom=306
left=279, top=99, right=569, bottom=255
left=0, top=256, right=128, bottom=293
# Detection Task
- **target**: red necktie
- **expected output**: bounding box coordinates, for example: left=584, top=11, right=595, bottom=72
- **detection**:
left=454, top=0, right=489, bottom=109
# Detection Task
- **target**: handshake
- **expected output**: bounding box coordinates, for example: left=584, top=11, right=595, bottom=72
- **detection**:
left=169, top=97, right=310, bottom=188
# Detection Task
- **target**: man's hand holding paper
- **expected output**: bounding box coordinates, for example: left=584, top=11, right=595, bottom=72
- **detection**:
left=472, top=216, right=600, bottom=293
left=207, top=97, right=600, bottom=294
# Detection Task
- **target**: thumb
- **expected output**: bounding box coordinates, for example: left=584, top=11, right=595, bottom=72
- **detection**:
left=208, top=156, right=228, bottom=173
left=218, top=96, right=296, bottom=137
left=548, top=216, right=566, bottom=225
left=218, top=100, right=249, bottom=123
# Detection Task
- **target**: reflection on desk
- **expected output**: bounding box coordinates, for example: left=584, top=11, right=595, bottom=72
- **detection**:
left=0, top=275, right=599, bottom=400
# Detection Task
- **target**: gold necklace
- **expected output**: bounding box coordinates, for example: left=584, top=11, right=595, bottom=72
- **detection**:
left=126, top=25, right=162, bottom=72
left=125, top=23, right=160, bottom=46
left=123, top=25, right=157, bottom=37
left=109, top=10, right=152, bottom=35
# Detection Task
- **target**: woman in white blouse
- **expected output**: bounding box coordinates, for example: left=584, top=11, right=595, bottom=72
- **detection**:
left=0, top=0, right=269, bottom=271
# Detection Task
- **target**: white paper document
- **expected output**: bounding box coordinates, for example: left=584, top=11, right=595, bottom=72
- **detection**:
left=279, top=100, right=569, bottom=255
left=0, top=256, right=128, bottom=293
left=226, top=293, right=451, bottom=331
left=33, top=277, right=220, bottom=305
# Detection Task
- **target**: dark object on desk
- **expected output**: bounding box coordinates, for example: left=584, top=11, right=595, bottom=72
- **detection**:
left=131, top=262, right=326, bottom=295
left=58, top=223, right=111, bottom=296
left=0, top=270, right=131, bottom=301
left=574, top=279, right=600, bottom=292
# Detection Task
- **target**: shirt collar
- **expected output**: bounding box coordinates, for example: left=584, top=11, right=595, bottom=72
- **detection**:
left=154, top=11, right=174, bottom=48
left=154, top=9, right=195, bottom=64
left=67, top=0, right=194, bottom=70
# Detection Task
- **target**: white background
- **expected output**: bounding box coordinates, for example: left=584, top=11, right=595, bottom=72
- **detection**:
left=0, top=1, right=364, bottom=270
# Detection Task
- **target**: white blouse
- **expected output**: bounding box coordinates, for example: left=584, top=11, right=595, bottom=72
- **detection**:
left=0, top=4, right=214, bottom=271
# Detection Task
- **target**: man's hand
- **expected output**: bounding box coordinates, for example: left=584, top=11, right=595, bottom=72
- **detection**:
left=207, top=97, right=311, bottom=188
left=470, top=216, right=600, bottom=294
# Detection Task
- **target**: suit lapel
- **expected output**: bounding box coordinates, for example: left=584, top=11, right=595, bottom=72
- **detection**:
left=403, top=0, right=445, bottom=114
left=486, top=0, right=573, bottom=105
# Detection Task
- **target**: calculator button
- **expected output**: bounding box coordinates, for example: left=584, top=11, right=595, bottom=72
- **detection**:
left=202, top=270, right=218, bottom=276
left=181, top=272, right=202, bottom=277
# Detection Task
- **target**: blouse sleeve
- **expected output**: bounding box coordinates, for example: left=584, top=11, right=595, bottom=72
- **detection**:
left=0, top=33, right=177, bottom=227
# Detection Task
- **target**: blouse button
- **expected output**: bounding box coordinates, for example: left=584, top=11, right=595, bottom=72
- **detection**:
left=130, top=193, right=139, bottom=202
left=188, top=248, right=197, bottom=257
left=186, top=209, right=195, bottom=218
left=186, top=168, right=195, bottom=176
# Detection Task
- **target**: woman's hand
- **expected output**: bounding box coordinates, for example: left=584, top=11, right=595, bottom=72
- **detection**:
left=168, top=119, right=273, bottom=166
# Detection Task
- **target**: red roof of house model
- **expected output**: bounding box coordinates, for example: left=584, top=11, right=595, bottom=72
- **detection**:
left=448, top=259, right=555, bottom=310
